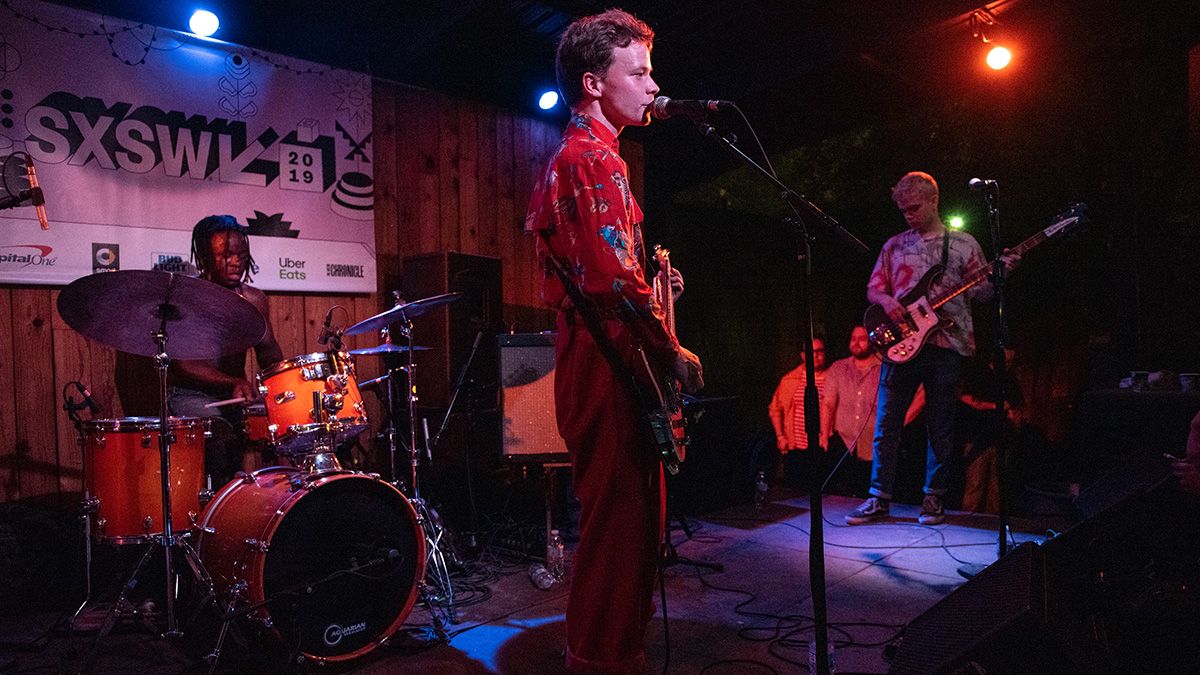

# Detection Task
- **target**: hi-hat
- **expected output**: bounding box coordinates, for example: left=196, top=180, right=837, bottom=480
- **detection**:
left=344, top=292, right=462, bottom=336
left=348, top=343, right=431, bottom=356
left=57, top=270, right=266, bottom=359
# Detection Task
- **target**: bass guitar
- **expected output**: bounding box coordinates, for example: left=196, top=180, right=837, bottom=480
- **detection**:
left=644, top=244, right=689, bottom=474
left=864, top=203, right=1087, bottom=364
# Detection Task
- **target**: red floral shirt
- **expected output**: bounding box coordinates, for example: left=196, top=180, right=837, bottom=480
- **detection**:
left=525, top=114, right=678, bottom=363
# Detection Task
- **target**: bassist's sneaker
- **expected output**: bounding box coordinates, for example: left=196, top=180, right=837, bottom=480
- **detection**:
left=918, top=494, right=946, bottom=525
left=845, top=497, right=889, bottom=525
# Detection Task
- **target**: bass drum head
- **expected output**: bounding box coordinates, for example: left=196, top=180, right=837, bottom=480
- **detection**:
left=261, top=476, right=422, bottom=660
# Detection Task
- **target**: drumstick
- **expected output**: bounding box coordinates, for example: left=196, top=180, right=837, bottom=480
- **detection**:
left=204, top=396, right=247, bottom=409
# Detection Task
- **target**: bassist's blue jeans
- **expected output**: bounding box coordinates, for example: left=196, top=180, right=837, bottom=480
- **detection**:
left=868, top=346, right=962, bottom=500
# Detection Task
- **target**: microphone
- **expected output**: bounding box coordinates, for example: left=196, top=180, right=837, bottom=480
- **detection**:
left=968, top=178, right=998, bottom=192
left=317, top=306, right=334, bottom=345
left=650, top=96, right=734, bottom=120
left=74, top=381, right=100, bottom=415
left=24, top=155, right=49, bottom=230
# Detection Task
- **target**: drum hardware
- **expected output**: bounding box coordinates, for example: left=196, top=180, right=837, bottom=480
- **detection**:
left=346, top=292, right=466, bottom=628
left=257, top=351, right=369, bottom=453
left=58, top=270, right=265, bottom=646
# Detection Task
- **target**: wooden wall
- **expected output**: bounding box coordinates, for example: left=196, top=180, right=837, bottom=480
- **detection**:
left=0, top=79, right=644, bottom=503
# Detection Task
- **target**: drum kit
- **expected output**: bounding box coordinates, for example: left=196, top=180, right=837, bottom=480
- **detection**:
left=55, top=269, right=464, bottom=668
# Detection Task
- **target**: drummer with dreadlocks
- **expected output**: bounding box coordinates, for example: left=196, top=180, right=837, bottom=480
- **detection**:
left=170, top=214, right=283, bottom=485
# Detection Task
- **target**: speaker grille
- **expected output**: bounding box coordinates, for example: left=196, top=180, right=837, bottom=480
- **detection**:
left=499, top=333, right=569, bottom=461
left=889, top=541, right=1044, bottom=675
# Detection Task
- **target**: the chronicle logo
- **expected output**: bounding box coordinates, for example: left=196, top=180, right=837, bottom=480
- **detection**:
left=326, top=263, right=365, bottom=278
left=0, top=244, right=56, bottom=268
left=323, top=621, right=367, bottom=646
left=92, top=243, right=120, bottom=273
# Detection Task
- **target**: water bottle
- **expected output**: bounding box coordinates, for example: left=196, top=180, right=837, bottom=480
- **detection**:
left=754, top=471, right=769, bottom=510
left=808, top=638, right=835, bottom=674
left=546, top=529, right=566, bottom=581
left=528, top=563, right=555, bottom=590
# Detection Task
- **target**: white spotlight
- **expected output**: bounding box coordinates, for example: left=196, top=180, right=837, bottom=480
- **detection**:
left=538, top=91, right=559, bottom=111
left=189, top=9, right=220, bottom=37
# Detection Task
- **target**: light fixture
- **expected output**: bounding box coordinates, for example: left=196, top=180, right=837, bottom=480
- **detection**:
left=189, top=9, right=220, bottom=37
left=538, top=90, right=559, bottom=111
left=948, top=215, right=965, bottom=230
left=970, top=8, right=1011, bottom=71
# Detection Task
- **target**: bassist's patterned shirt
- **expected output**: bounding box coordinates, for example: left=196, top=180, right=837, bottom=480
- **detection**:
left=525, top=113, right=679, bottom=366
left=867, top=228, right=988, bottom=357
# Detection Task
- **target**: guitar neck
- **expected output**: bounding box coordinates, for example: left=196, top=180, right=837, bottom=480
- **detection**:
left=929, top=228, right=1050, bottom=310
left=654, top=247, right=676, bottom=337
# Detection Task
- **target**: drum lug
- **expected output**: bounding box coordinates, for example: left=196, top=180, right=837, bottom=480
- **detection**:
left=267, top=424, right=279, bottom=441
left=96, top=517, right=107, bottom=534
left=199, top=486, right=215, bottom=507
left=143, top=515, right=154, bottom=532
left=258, top=384, right=269, bottom=397
left=95, top=432, right=105, bottom=448
left=188, top=511, right=199, bottom=527
left=275, top=391, right=296, bottom=405
left=244, top=538, right=270, bottom=553
left=236, top=471, right=257, bottom=486
left=82, top=496, right=100, bottom=515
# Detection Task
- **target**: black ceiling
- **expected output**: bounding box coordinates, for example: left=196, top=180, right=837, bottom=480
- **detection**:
left=38, top=0, right=1200, bottom=189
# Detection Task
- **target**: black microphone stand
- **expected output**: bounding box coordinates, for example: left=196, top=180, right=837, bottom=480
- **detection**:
left=984, top=185, right=1012, bottom=560
left=688, top=117, right=867, bottom=675
left=957, top=183, right=1013, bottom=580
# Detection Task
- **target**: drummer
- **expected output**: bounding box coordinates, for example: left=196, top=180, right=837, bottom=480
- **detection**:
left=169, top=215, right=283, bottom=486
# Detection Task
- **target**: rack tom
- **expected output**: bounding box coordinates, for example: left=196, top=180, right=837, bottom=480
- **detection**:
left=82, top=416, right=209, bottom=543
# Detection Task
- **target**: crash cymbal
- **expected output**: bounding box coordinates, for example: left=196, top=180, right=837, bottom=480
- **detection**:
left=348, top=343, right=431, bottom=356
left=344, top=292, right=463, bottom=336
left=57, top=270, right=266, bottom=360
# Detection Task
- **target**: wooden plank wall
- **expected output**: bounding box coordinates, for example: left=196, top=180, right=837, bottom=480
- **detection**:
left=0, top=80, right=644, bottom=503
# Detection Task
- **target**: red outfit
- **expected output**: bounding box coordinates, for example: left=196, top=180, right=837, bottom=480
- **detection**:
left=526, top=114, right=677, bottom=672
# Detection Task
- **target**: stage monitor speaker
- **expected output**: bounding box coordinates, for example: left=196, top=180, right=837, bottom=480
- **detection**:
left=498, top=332, right=569, bottom=462
left=888, top=541, right=1052, bottom=675
left=890, top=454, right=1191, bottom=675
left=401, top=252, right=502, bottom=410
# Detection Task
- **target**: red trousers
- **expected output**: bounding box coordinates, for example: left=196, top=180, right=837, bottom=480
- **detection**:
left=555, top=313, right=665, bottom=673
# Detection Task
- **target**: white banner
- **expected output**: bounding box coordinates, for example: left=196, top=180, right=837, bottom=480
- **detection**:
left=0, top=0, right=376, bottom=292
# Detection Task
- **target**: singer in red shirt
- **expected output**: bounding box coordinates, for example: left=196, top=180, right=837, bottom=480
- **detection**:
left=525, top=9, right=703, bottom=672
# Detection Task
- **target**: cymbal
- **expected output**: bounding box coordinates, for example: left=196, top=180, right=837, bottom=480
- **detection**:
left=348, top=343, right=431, bottom=356
left=57, top=270, right=266, bottom=360
left=344, top=292, right=463, bottom=336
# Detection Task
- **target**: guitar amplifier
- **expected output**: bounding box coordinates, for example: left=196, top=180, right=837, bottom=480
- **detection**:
left=498, top=332, right=570, bottom=462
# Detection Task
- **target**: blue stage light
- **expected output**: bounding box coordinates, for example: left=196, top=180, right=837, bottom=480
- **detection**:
left=538, top=91, right=559, bottom=111
left=189, top=9, right=220, bottom=37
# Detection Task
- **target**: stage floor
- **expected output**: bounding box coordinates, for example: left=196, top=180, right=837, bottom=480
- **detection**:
left=2, top=491, right=1061, bottom=673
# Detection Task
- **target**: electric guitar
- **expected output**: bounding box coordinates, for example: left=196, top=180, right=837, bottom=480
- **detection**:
left=646, top=245, right=689, bottom=474
left=864, top=203, right=1088, bottom=364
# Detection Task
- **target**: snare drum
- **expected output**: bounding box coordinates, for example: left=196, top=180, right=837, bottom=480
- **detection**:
left=198, top=468, right=424, bottom=664
left=257, top=352, right=368, bottom=452
left=82, top=417, right=209, bottom=543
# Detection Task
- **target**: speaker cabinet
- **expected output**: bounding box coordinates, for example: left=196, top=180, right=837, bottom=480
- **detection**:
left=889, top=454, right=1195, bottom=674
left=401, top=252, right=502, bottom=410
left=498, top=332, right=569, bottom=462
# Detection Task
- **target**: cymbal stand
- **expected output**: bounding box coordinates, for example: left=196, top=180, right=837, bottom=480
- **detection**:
left=85, top=312, right=216, bottom=664
left=379, top=303, right=456, bottom=626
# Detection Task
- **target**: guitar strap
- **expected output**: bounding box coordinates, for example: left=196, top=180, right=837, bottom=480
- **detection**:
left=536, top=230, right=664, bottom=443
left=941, top=228, right=950, bottom=267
